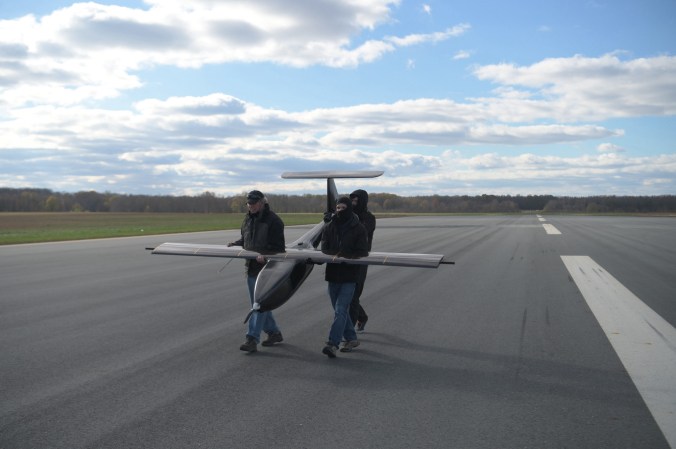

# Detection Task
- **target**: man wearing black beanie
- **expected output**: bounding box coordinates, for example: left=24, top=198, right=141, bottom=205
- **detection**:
left=320, top=196, right=369, bottom=357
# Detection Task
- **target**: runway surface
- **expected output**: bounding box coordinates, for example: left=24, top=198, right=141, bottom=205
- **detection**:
left=1, top=215, right=675, bottom=449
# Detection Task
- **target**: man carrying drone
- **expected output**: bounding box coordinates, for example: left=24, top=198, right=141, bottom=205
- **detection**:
left=320, top=196, right=369, bottom=358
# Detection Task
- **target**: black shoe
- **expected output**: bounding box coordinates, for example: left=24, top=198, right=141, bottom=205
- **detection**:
left=322, top=344, right=337, bottom=358
left=261, top=332, right=283, bottom=346
left=356, top=319, right=367, bottom=332
left=239, top=337, right=257, bottom=353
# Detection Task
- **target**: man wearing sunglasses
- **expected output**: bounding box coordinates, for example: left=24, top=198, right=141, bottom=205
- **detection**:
left=229, top=190, right=285, bottom=353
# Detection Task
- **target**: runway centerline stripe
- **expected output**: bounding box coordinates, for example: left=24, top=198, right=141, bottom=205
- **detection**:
left=542, top=223, right=561, bottom=235
left=562, top=255, right=676, bottom=448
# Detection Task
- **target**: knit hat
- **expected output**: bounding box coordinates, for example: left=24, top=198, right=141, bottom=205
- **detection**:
left=336, top=196, right=352, bottom=210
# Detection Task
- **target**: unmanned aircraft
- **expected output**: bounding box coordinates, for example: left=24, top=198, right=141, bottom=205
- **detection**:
left=149, top=171, right=453, bottom=321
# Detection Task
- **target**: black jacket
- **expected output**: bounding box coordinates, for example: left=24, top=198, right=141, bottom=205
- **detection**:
left=232, top=203, right=285, bottom=276
left=321, top=212, right=368, bottom=283
left=350, top=189, right=376, bottom=250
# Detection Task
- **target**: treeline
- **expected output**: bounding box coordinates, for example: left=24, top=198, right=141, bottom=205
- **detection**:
left=1, top=188, right=675, bottom=214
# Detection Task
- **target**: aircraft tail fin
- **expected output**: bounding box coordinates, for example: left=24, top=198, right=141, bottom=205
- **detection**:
left=281, top=170, right=383, bottom=212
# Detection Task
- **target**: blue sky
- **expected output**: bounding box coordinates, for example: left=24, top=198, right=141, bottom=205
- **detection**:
left=1, top=0, right=675, bottom=197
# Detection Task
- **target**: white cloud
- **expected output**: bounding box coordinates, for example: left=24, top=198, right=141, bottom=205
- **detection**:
left=0, top=1, right=470, bottom=108
left=1, top=86, right=673, bottom=196
left=426, top=151, right=676, bottom=196
left=2, top=137, right=674, bottom=196
left=385, top=24, right=470, bottom=47
left=0, top=1, right=673, bottom=198
left=453, top=50, right=472, bottom=60
left=0, top=90, right=629, bottom=190
left=642, top=178, right=672, bottom=187
left=597, top=142, right=626, bottom=153
left=473, top=53, right=676, bottom=121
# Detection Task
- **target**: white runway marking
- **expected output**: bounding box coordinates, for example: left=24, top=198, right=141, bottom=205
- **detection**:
left=538, top=217, right=546, bottom=222
left=542, top=223, right=561, bottom=234
left=562, top=256, right=676, bottom=449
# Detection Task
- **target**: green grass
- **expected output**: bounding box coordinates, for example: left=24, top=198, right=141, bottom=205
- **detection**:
left=0, top=212, right=324, bottom=245
left=3, top=211, right=670, bottom=245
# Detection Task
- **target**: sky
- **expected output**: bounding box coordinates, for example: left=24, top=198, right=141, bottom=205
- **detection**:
left=1, top=0, right=675, bottom=197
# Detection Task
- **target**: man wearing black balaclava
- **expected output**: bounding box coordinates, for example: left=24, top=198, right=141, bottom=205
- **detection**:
left=349, top=189, right=376, bottom=331
left=320, top=197, right=368, bottom=358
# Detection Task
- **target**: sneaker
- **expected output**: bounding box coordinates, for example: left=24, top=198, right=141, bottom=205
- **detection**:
left=261, top=332, right=283, bottom=346
left=340, top=340, right=360, bottom=352
left=322, top=344, right=337, bottom=358
left=239, top=337, right=257, bottom=353
left=356, top=320, right=367, bottom=332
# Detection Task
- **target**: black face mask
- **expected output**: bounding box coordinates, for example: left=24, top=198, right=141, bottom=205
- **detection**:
left=336, top=199, right=354, bottom=221
left=336, top=209, right=350, bottom=223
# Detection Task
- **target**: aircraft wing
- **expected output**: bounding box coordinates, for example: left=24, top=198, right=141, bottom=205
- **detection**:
left=298, top=249, right=447, bottom=268
left=150, top=242, right=449, bottom=268
left=150, top=243, right=261, bottom=259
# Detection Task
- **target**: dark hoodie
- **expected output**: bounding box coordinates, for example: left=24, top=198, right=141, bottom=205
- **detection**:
left=321, top=197, right=368, bottom=283
left=350, top=189, right=376, bottom=251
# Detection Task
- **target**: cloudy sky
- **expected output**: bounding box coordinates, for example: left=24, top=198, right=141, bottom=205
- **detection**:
left=1, top=0, right=675, bottom=197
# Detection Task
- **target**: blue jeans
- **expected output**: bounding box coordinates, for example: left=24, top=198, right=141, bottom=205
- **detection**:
left=246, top=275, right=280, bottom=343
left=327, top=282, right=358, bottom=347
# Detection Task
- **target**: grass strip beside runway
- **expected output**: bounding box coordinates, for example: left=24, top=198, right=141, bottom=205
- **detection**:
left=0, top=212, right=323, bottom=245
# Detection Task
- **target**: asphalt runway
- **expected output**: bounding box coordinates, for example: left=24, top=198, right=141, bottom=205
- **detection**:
left=1, top=215, right=674, bottom=449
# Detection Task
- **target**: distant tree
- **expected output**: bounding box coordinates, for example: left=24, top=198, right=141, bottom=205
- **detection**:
left=230, top=196, right=245, bottom=213
left=0, top=187, right=675, bottom=214
left=45, top=195, right=61, bottom=211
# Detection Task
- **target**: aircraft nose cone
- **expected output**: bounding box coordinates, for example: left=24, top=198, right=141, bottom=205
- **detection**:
left=253, top=259, right=314, bottom=312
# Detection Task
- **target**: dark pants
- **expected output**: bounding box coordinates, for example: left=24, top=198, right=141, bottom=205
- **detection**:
left=349, top=265, right=369, bottom=325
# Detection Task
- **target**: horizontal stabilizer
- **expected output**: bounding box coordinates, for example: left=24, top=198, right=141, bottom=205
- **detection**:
left=150, top=242, right=447, bottom=268
left=281, top=170, right=383, bottom=179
